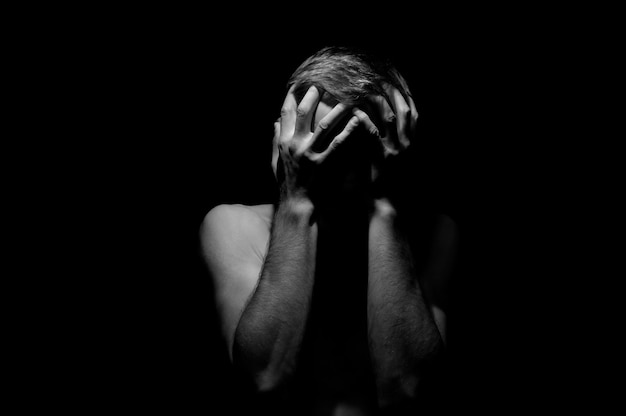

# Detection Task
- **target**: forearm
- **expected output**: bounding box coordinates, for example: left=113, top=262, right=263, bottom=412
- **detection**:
left=367, top=198, right=444, bottom=406
left=233, top=197, right=317, bottom=391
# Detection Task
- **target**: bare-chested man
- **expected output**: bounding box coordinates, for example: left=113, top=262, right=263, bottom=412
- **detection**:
left=199, top=46, right=458, bottom=415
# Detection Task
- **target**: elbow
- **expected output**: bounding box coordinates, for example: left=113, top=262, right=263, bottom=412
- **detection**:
left=377, top=338, right=446, bottom=409
left=232, top=338, right=293, bottom=394
left=377, top=368, right=440, bottom=411
left=250, top=369, right=288, bottom=394
left=237, top=362, right=292, bottom=395
left=376, top=373, right=422, bottom=411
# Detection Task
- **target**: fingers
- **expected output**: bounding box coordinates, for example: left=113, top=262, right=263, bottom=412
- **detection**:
left=279, top=86, right=297, bottom=142
left=307, top=105, right=378, bottom=157
left=295, top=86, right=321, bottom=135
left=274, top=118, right=280, bottom=138
left=307, top=103, right=350, bottom=148
left=371, top=94, right=401, bottom=154
left=352, top=108, right=378, bottom=137
left=407, top=95, right=418, bottom=133
left=272, top=120, right=280, bottom=172
left=313, top=115, right=361, bottom=162
left=387, top=87, right=412, bottom=149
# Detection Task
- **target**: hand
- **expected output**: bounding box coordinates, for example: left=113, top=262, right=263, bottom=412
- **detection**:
left=275, top=85, right=376, bottom=202
left=367, top=83, right=419, bottom=201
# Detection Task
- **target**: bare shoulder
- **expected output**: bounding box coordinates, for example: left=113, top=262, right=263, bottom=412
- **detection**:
left=199, top=204, right=274, bottom=354
left=201, top=203, right=274, bottom=231
left=200, top=204, right=273, bottom=238
left=199, top=203, right=274, bottom=262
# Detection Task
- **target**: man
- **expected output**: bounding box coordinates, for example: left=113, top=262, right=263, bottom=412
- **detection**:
left=199, top=46, right=458, bottom=415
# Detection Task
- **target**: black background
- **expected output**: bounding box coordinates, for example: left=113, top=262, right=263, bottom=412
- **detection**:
left=35, top=8, right=608, bottom=414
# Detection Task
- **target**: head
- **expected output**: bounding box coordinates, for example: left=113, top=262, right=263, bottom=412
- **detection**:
left=271, top=46, right=414, bottom=178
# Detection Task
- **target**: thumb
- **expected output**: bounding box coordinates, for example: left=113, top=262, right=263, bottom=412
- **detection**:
left=273, top=120, right=281, bottom=141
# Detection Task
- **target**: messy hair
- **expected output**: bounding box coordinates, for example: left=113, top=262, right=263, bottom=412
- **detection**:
left=287, top=46, right=412, bottom=107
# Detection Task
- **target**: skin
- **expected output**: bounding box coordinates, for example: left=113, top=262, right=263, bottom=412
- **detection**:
left=200, top=84, right=457, bottom=415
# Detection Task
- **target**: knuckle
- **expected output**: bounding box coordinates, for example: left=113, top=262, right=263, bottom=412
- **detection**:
left=317, top=120, right=329, bottom=131
left=304, top=149, right=316, bottom=161
left=332, top=136, right=345, bottom=147
left=296, top=106, right=309, bottom=118
left=353, top=109, right=366, bottom=120
left=280, top=106, right=293, bottom=118
left=385, top=114, right=397, bottom=124
left=386, top=147, right=400, bottom=157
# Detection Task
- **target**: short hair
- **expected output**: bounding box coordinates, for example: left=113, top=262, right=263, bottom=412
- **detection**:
left=287, top=46, right=412, bottom=107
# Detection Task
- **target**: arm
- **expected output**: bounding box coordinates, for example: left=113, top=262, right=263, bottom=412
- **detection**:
left=198, top=199, right=316, bottom=395
left=209, top=86, right=367, bottom=393
left=366, top=86, right=448, bottom=409
left=367, top=198, right=445, bottom=408
left=232, top=196, right=317, bottom=392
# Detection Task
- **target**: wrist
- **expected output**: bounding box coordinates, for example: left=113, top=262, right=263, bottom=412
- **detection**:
left=280, top=179, right=312, bottom=202
left=371, top=197, right=398, bottom=219
left=278, top=195, right=315, bottom=221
